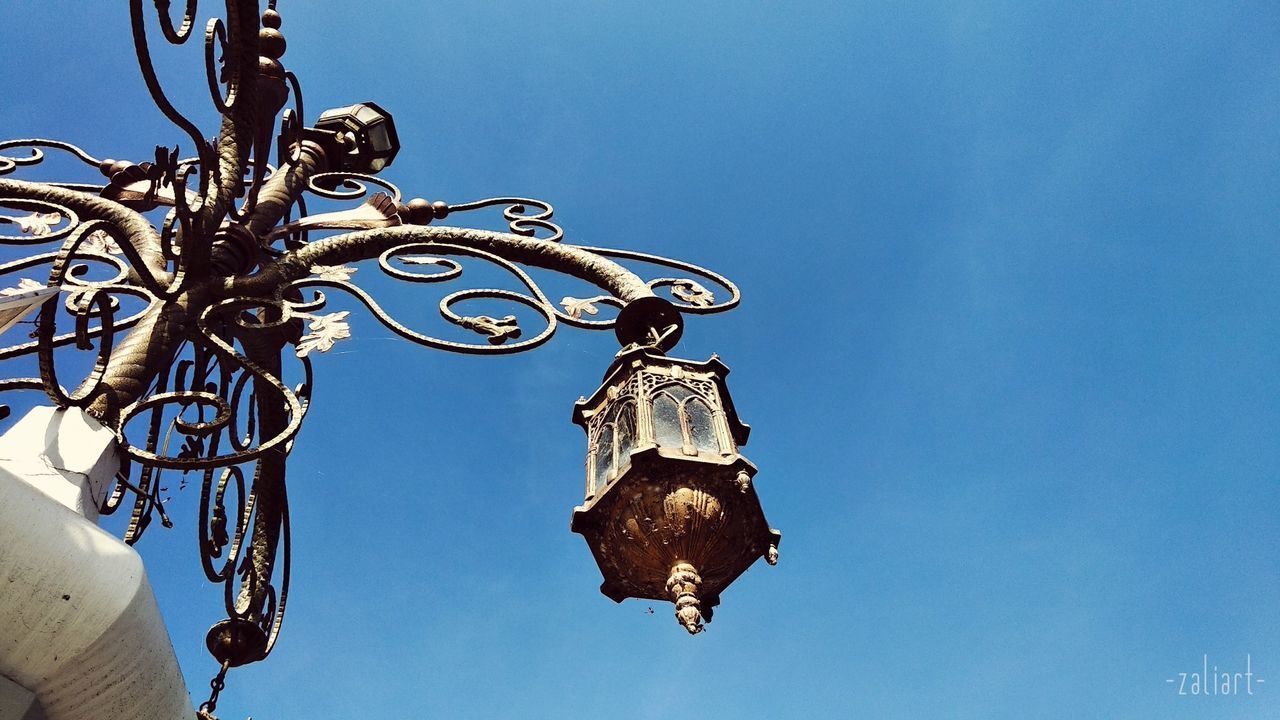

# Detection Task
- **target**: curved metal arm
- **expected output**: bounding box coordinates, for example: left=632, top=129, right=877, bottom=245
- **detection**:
left=0, top=178, right=170, bottom=283
left=244, top=143, right=326, bottom=239
left=220, top=224, right=658, bottom=305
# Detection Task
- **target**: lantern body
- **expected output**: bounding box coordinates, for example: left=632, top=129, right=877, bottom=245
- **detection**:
left=570, top=348, right=780, bottom=633
left=313, top=102, right=400, bottom=173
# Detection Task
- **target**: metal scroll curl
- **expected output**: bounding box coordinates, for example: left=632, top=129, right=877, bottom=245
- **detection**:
left=283, top=242, right=560, bottom=355
left=529, top=244, right=741, bottom=330
left=128, top=0, right=281, bottom=222
left=0, top=218, right=158, bottom=485
left=447, top=197, right=564, bottom=243
left=106, top=329, right=302, bottom=548
left=0, top=223, right=159, bottom=351
left=0, top=198, right=80, bottom=244
left=378, top=246, right=462, bottom=283
left=0, top=139, right=102, bottom=180
left=204, top=16, right=239, bottom=114
left=27, top=220, right=168, bottom=409
left=37, top=288, right=115, bottom=408
left=306, top=172, right=403, bottom=203
left=0, top=279, right=152, bottom=383
left=578, top=245, right=742, bottom=314
left=129, top=0, right=215, bottom=198
left=115, top=297, right=307, bottom=471
left=199, top=463, right=256, bottom=581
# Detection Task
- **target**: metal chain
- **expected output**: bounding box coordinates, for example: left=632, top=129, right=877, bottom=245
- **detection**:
left=197, top=659, right=231, bottom=718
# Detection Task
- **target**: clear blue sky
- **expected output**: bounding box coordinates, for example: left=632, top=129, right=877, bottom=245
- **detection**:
left=2, top=2, right=1278, bottom=718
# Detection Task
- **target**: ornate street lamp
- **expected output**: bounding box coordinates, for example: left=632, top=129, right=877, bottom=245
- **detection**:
left=571, top=342, right=781, bottom=633
left=0, top=2, right=779, bottom=716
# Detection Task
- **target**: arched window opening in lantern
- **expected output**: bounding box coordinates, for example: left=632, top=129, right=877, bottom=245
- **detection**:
left=685, top=396, right=719, bottom=455
left=652, top=389, right=685, bottom=449
left=651, top=384, right=722, bottom=457
left=614, top=401, right=637, bottom=471
left=589, top=401, right=640, bottom=497
left=592, top=424, right=615, bottom=495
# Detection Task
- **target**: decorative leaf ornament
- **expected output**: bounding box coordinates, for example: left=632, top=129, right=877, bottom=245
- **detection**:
left=0, top=278, right=45, bottom=296
left=670, top=279, right=714, bottom=307
left=295, top=311, right=353, bottom=357
left=309, top=264, right=357, bottom=282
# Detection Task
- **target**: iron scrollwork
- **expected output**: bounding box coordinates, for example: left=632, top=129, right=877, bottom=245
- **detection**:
left=0, top=1, right=745, bottom=716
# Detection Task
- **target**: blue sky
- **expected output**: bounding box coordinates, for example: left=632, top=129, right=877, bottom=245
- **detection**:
left=1, top=1, right=1278, bottom=718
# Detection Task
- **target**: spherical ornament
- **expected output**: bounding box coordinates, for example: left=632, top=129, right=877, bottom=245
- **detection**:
left=261, top=9, right=282, bottom=29
left=431, top=200, right=451, bottom=219
left=258, top=28, right=286, bottom=59
left=257, top=56, right=285, bottom=81
left=405, top=198, right=433, bottom=225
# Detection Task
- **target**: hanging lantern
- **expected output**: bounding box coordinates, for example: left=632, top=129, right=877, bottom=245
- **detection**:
left=309, top=101, right=400, bottom=174
left=570, top=346, right=780, bottom=634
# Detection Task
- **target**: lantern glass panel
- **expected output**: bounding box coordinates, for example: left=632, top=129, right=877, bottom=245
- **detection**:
left=366, top=123, right=392, bottom=154
left=652, top=391, right=683, bottom=448
left=686, top=397, right=718, bottom=453
left=615, top=402, right=637, bottom=467
left=318, top=105, right=354, bottom=124
left=354, top=104, right=382, bottom=125
left=594, top=424, right=615, bottom=493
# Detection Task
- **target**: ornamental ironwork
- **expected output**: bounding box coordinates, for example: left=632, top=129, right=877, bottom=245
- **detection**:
left=0, top=2, right=778, bottom=716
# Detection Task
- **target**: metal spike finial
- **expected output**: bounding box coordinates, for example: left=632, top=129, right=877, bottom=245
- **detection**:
left=666, top=562, right=705, bottom=635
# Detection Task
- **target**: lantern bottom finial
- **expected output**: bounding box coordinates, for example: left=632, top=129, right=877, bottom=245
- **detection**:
left=667, top=562, right=705, bottom=634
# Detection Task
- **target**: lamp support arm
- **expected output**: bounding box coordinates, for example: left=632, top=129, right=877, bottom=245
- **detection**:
left=0, top=179, right=169, bottom=282
left=221, top=225, right=657, bottom=304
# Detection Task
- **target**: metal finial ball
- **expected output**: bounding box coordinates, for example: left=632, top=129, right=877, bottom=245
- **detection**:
left=261, top=9, right=282, bottom=28
left=259, top=28, right=286, bottom=59
left=405, top=198, right=434, bottom=224
left=257, top=56, right=285, bottom=81
left=431, top=200, right=450, bottom=219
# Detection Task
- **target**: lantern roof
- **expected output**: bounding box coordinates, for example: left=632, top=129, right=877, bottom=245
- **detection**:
left=571, top=346, right=751, bottom=447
